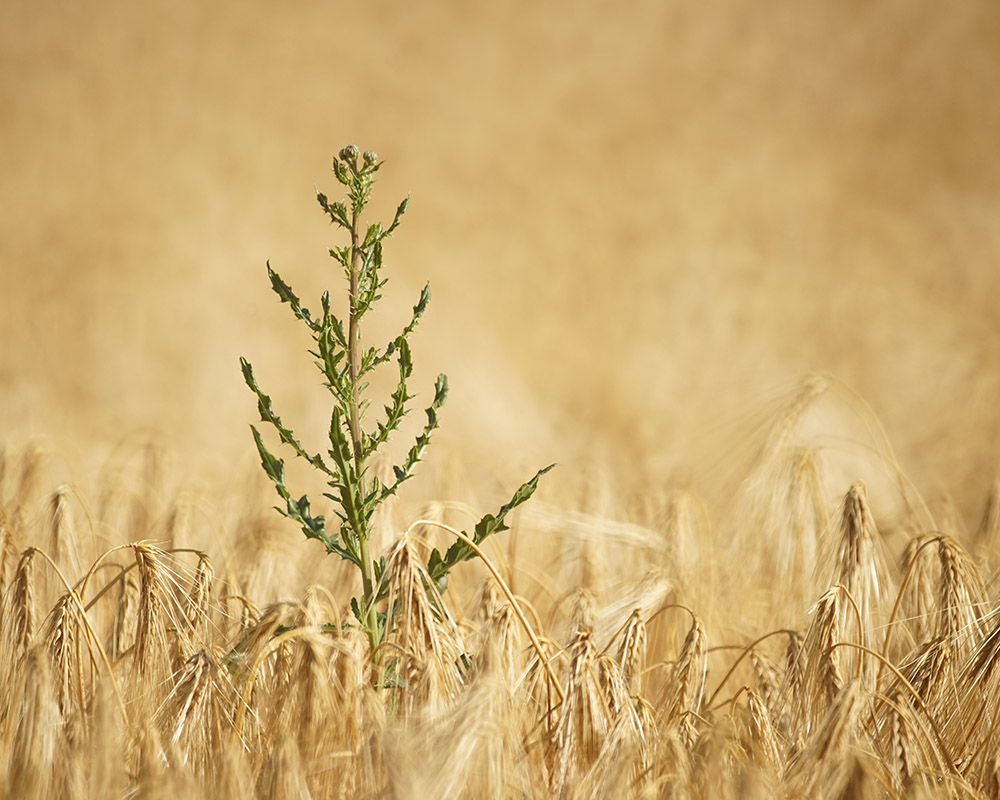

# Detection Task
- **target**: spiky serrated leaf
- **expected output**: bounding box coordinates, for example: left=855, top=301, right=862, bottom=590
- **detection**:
left=241, top=358, right=330, bottom=475
left=326, top=407, right=366, bottom=540
left=384, top=196, right=409, bottom=237
left=316, top=191, right=351, bottom=229
left=249, top=425, right=287, bottom=494
left=476, top=463, right=555, bottom=542
left=266, top=264, right=320, bottom=332
left=380, top=372, right=448, bottom=502
left=372, top=338, right=415, bottom=450
left=433, top=372, right=448, bottom=406
left=428, top=464, right=555, bottom=587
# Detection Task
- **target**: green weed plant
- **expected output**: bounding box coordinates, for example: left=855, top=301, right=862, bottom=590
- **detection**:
left=240, top=145, right=551, bottom=653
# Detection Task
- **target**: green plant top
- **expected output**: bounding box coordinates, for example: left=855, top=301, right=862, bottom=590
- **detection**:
left=240, top=145, right=552, bottom=652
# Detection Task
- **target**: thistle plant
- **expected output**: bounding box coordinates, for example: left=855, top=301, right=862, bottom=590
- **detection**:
left=240, top=145, right=551, bottom=653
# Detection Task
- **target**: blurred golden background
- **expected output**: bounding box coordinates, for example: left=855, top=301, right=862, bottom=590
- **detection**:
left=2, top=0, right=998, bottom=521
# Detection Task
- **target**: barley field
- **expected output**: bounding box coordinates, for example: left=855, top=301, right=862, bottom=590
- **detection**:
left=2, top=1, right=1000, bottom=798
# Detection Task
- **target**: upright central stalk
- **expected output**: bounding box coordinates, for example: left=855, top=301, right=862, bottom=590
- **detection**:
left=348, top=208, right=378, bottom=647
left=347, top=208, right=364, bottom=476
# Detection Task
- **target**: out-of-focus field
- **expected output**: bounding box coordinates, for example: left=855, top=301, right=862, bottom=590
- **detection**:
left=2, top=2, right=1000, bottom=797
left=2, top=0, right=998, bottom=514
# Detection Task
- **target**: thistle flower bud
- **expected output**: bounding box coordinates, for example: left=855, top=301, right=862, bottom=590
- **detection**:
left=339, top=144, right=359, bottom=163
left=363, top=150, right=378, bottom=166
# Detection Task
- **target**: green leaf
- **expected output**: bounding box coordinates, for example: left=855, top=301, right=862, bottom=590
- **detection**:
left=428, top=464, right=555, bottom=587
left=316, top=191, right=351, bottom=229
left=266, top=264, right=320, bottom=332
left=384, top=196, right=409, bottom=237
left=241, top=358, right=330, bottom=475
left=433, top=373, right=448, bottom=406
left=394, top=283, right=432, bottom=349
left=327, top=407, right=365, bottom=540
left=249, top=424, right=287, bottom=494
left=380, top=372, right=448, bottom=502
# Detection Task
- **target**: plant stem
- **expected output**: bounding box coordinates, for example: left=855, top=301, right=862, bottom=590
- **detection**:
left=347, top=208, right=364, bottom=480
left=348, top=205, right=378, bottom=649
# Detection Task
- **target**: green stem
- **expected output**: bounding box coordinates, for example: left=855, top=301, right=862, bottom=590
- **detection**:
left=348, top=204, right=378, bottom=651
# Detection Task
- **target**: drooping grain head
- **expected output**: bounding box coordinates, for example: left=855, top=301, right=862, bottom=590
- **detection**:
left=664, top=614, right=707, bottom=747
left=478, top=601, right=521, bottom=686
left=278, top=629, right=338, bottom=762
left=46, top=485, right=82, bottom=577
left=131, top=543, right=171, bottom=680
left=902, top=634, right=947, bottom=702
left=936, top=534, right=989, bottom=657
left=155, top=649, right=224, bottom=772
left=224, top=602, right=289, bottom=686
left=744, top=688, right=783, bottom=777
left=10, top=547, right=37, bottom=659
left=749, top=649, right=781, bottom=718
left=784, top=629, right=806, bottom=704
left=383, top=536, right=463, bottom=713
left=478, top=578, right=504, bottom=623
left=831, top=482, right=893, bottom=685
left=618, top=608, right=647, bottom=693
left=598, top=655, right=634, bottom=723
left=794, top=590, right=844, bottom=737
left=184, top=552, right=215, bottom=641
left=834, top=483, right=884, bottom=612
left=385, top=537, right=443, bottom=658
left=42, top=591, right=85, bottom=718
left=886, top=688, right=916, bottom=793
left=571, top=588, right=597, bottom=632
left=553, top=626, right=611, bottom=795
left=901, top=535, right=939, bottom=646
